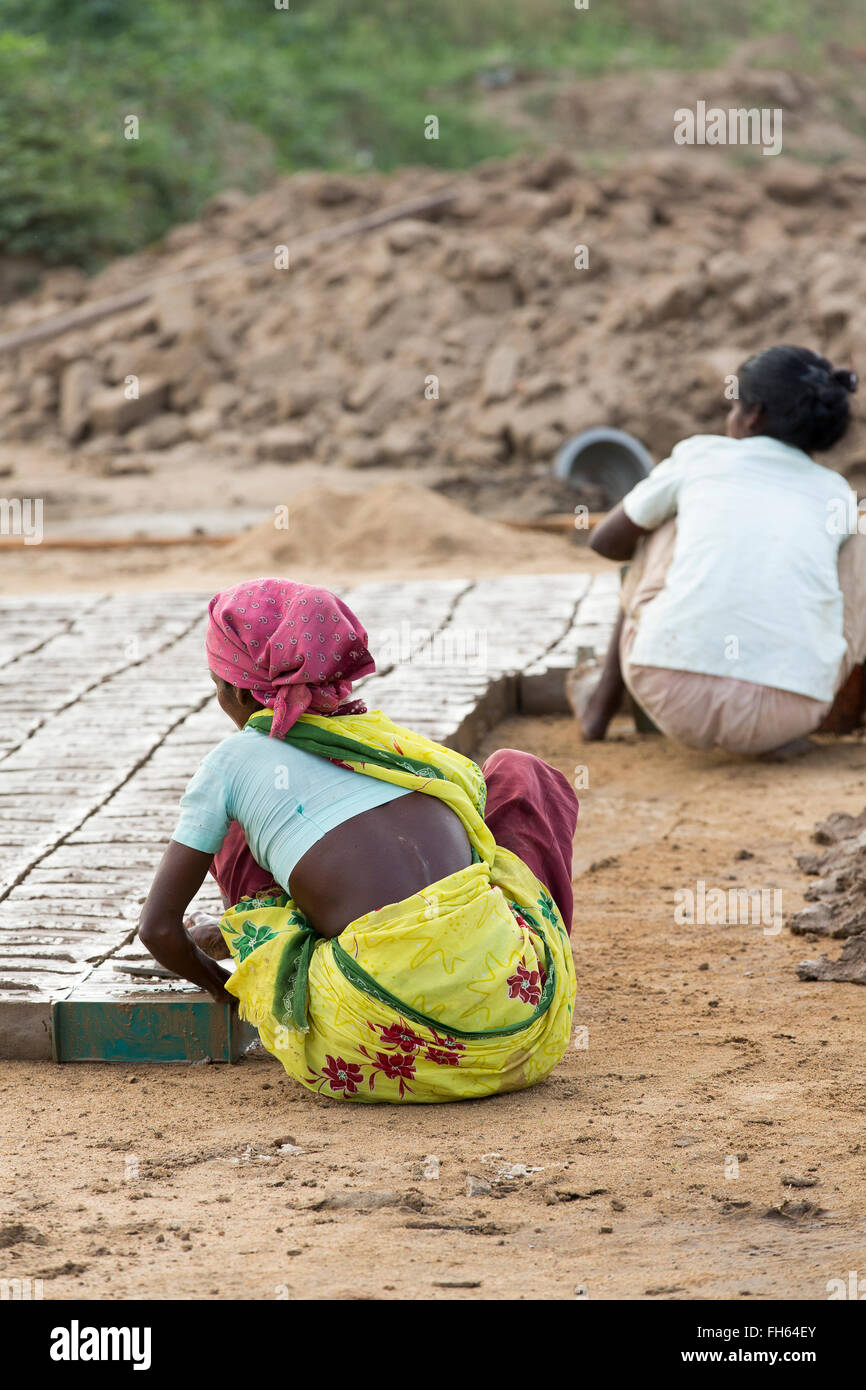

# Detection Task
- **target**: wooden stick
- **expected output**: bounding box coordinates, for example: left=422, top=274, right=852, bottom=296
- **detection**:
left=503, top=512, right=606, bottom=533
left=0, top=510, right=608, bottom=550
left=0, top=532, right=236, bottom=551
left=0, top=188, right=458, bottom=356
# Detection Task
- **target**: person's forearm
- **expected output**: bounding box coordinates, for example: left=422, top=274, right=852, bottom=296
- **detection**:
left=140, top=919, right=233, bottom=1001
left=591, top=532, right=638, bottom=561
left=589, top=502, right=647, bottom=561
left=590, top=522, right=639, bottom=561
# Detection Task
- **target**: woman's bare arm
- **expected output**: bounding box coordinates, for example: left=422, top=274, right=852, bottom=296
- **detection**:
left=590, top=502, right=649, bottom=561
left=139, top=840, right=234, bottom=1004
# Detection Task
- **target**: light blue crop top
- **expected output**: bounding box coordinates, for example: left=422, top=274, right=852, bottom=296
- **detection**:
left=173, top=725, right=410, bottom=892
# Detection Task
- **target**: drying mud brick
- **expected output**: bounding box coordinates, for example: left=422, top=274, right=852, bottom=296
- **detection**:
left=59, top=359, right=99, bottom=443
left=482, top=344, right=520, bottom=404
left=255, top=424, right=315, bottom=463
left=87, top=376, right=170, bottom=434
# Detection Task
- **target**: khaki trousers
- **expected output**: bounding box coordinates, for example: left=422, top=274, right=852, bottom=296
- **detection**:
left=620, top=521, right=866, bottom=755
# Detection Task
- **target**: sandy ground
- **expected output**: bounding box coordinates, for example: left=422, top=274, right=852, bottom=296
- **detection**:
left=3, top=711, right=866, bottom=1301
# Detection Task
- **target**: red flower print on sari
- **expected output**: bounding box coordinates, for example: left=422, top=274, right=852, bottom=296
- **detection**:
left=425, top=1047, right=461, bottom=1067
left=321, top=1055, right=364, bottom=1095
left=363, top=1049, right=416, bottom=1097
left=429, top=1028, right=466, bottom=1052
left=506, top=959, right=543, bottom=1007
left=424, top=1028, right=465, bottom=1066
left=379, top=1021, right=425, bottom=1054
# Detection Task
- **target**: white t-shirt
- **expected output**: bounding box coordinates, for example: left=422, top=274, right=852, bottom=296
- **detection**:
left=621, top=434, right=856, bottom=702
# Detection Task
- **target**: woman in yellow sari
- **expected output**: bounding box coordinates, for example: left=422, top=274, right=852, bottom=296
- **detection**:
left=139, top=579, right=578, bottom=1103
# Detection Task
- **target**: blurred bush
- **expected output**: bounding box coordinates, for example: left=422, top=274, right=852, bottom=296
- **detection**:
left=0, top=0, right=862, bottom=267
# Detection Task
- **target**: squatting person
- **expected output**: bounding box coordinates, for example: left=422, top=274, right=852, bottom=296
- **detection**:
left=139, top=578, right=578, bottom=1102
left=570, top=345, right=865, bottom=756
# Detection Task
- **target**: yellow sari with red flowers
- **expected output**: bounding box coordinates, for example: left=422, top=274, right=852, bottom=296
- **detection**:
left=218, top=709, right=576, bottom=1103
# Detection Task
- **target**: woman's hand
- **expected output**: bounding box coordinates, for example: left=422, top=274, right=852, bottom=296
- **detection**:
left=140, top=841, right=235, bottom=1001
left=184, top=909, right=231, bottom=961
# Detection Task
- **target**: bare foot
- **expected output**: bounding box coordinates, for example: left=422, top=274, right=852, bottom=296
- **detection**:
left=760, top=737, right=817, bottom=763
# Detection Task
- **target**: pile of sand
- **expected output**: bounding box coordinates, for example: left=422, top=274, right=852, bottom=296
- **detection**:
left=213, top=479, right=580, bottom=581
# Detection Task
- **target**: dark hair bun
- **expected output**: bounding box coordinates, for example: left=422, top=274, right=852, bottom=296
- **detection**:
left=737, top=346, right=856, bottom=453
left=831, top=367, right=858, bottom=394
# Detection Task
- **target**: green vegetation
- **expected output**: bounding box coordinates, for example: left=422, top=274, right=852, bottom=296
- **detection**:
left=1, top=0, right=864, bottom=266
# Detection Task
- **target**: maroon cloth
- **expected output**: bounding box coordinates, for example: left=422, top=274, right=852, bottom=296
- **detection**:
left=211, top=747, right=578, bottom=933
left=480, top=748, right=578, bottom=932
left=210, top=819, right=279, bottom=909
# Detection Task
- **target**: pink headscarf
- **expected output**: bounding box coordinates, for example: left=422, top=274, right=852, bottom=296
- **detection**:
left=206, top=578, right=375, bottom=738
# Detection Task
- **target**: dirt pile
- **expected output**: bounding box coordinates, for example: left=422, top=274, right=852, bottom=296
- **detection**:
left=3, top=60, right=866, bottom=506
left=217, top=479, right=576, bottom=573
left=792, top=808, right=866, bottom=984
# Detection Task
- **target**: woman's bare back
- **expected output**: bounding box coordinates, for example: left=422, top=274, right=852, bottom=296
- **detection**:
left=289, top=790, right=472, bottom=937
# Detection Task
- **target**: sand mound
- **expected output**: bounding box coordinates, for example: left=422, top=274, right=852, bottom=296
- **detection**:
left=219, top=480, right=574, bottom=575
